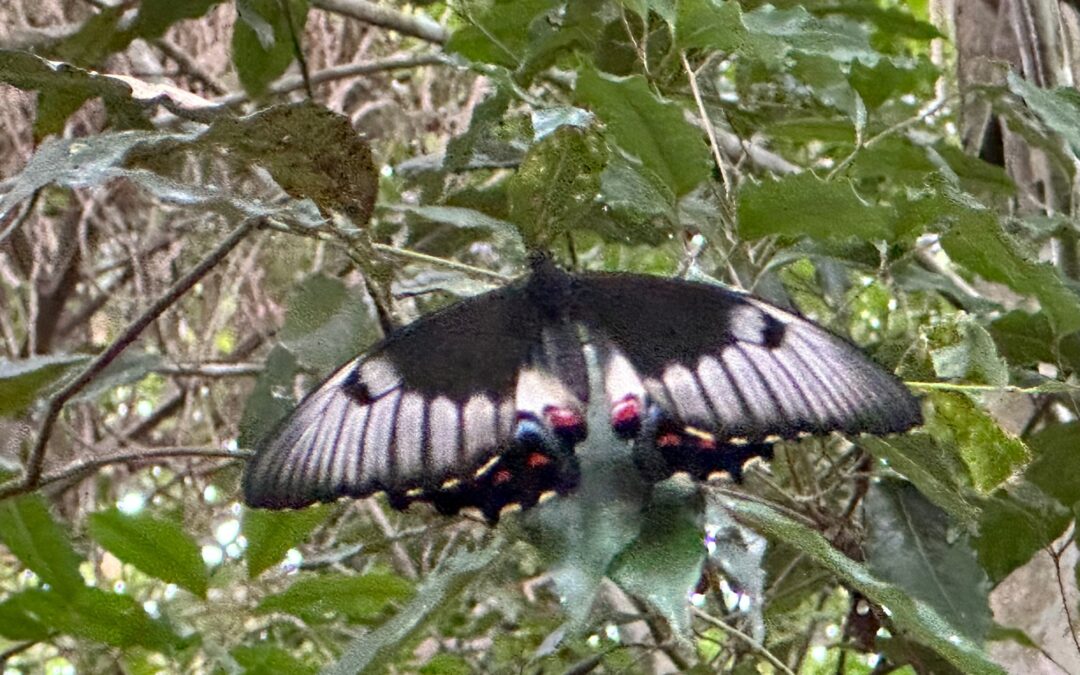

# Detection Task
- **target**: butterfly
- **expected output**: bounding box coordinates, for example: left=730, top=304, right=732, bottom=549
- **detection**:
left=243, top=254, right=921, bottom=522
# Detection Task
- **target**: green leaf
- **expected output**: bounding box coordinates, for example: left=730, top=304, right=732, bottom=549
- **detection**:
left=232, top=0, right=309, bottom=98
left=517, top=422, right=651, bottom=630
left=737, top=172, right=892, bottom=241
left=791, top=54, right=860, bottom=119
left=325, top=541, right=502, bottom=675
left=65, top=586, right=182, bottom=651
left=676, top=0, right=782, bottom=66
left=860, top=434, right=981, bottom=525
left=88, top=509, right=208, bottom=598
left=819, top=3, right=942, bottom=40
left=387, top=204, right=526, bottom=261
left=419, top=653, right=472, bottom=675
left=574, top=67, right=710, bottom=196
left=0, top=117, right=327, bottom=230
left=0, top=353, right=89, bottom=418
left=727, top=497, right=1005, bottom=675
left=128, top=0, right=226, bottom=42
left=597, top=153, right=677, bottom=244
left=71, top=350, right=163, bottom=404
left=939, top=208, right=1080, bottom=336
left=445, top=0, right=562, bottom=70
left=610, top=481, right=705, bottom=637
left=257, top=572, right=413, bottom=624
left=201, top=102, right=377, bottom=222
left=849, top=56, right=938, bottom=109
left=0, top=586, right=180, bottom=651
left=278, top=274, right=379, bottom=375
left=231, top=644, right=318, bottom=675
left=926, top=314, right=1009, bottom=387
left=243, top=504, right=333, bottom=578
left=1024, top=422, right=1080, bottom=509
left=989, top=311, right=1080, bottom=369
left=864, top=480, right=991, bottom=642
left=444, top=87, right=530, bottom=171
left=42, top=1, right=224, bottom=68
left=238, top=345, right=299, bottom=449
left=742, top=5, right=876, bottom=63
left=926, top=392, right=1029, bottom=493
left=507, top=125, right=608, bottom=247
left=1008, top=72, right=1080, bottom=155
left=974, top=480, right=1071, bottom=583
left=0, top=589, right=57, bottom=641
left=0, top=494, right=84, bottom=597
left=45, top=6, right=127, bottom=66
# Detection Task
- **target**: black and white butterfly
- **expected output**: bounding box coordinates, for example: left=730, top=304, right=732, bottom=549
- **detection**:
left=243, top=254, right=921, bottom=522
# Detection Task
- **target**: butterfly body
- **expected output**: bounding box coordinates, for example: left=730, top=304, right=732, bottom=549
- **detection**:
left=243, top=256, right=921, bottom=522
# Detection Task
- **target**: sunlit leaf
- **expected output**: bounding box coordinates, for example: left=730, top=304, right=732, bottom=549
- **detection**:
left=88, top=509, right=208, bottom=598
left=243, top=504, right=333, bottom=578
left=0, top=494, right=84, bottom=597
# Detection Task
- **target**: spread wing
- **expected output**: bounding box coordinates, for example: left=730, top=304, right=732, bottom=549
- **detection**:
left=242, top=283, right=587, bottom=520
left=571, top=273, right=921, bottom=479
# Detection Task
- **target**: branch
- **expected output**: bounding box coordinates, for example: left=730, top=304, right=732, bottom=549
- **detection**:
left=310, top=0, right=448, bottom=44
left=153, top=362, right=264, bottom=377
left=16, top=219, right=260, bottom=491
left=0, top=447, right=251, bottom=501
left=215, top=53, right=448, bottom=106
left=692, top=607, right=795, bottom=675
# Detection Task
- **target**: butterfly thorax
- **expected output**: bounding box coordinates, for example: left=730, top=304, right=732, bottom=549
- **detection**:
left=524, top=253, right=575, bottom=321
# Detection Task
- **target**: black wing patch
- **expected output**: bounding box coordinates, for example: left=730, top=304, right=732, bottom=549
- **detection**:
left=573, top=273, right=921, bottom=480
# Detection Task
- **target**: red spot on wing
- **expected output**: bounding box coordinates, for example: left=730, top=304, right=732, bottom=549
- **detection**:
left=611, top=396, right=642, bottom=436
left=527, top=452, right=552, bottom=469
left=657, top=432, right=682, bottom=448
left=544, top=406, right=586, bottom=442
left=492, top=469, right=512, bottom=486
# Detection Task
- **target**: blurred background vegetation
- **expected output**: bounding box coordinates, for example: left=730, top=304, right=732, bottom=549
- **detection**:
left=2, top=0, right=1080, bottom=672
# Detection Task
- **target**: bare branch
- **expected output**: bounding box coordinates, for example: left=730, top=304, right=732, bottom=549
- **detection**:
left=310, top=0, right=448, bottom=44
left=16, top=219, right=260, bottom=492
left=0, top=447, right=251, bottom=500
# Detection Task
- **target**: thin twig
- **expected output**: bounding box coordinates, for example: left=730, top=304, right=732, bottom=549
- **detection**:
left=1047, top=544, right=1080, bottom=658
left=17, top=219, right=259, bottom=491
left=827, top=95, right=953, bottom=181
left=371, top=242, right=513, bottom=281
left=906, top=381, right=1078, bottom=394
left=682, top=53, right=732, bottom=199
left=692, top=607, right=795, bottom=675
left=153, top=362, right=264, bottom=378
left=0, top=189, right=41, bottom=250
left=0, top=447, right=250, bottom=501
left=215, top=53, right=448, bottom=106
left=310, top=0, right=448, bottom=43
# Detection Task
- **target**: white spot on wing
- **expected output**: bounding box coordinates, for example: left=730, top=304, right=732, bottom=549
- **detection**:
left=359, top=357, right=401, bottom=398
left=603, top=347, right=646, bottom=407
left=697, top=355, right=749, bottom=433
left=361, top=389, right=401, bottom=485
left=462, top=394, right=497, bottom=463
left=393, top=392, right=426, bottom=487
left=663, top=364, right=715, bottom=427
left=428, top=397, right=460, bottom=478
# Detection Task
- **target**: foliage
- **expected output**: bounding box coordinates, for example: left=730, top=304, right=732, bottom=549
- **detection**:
left=0, top=0, right=1078, bottom=672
